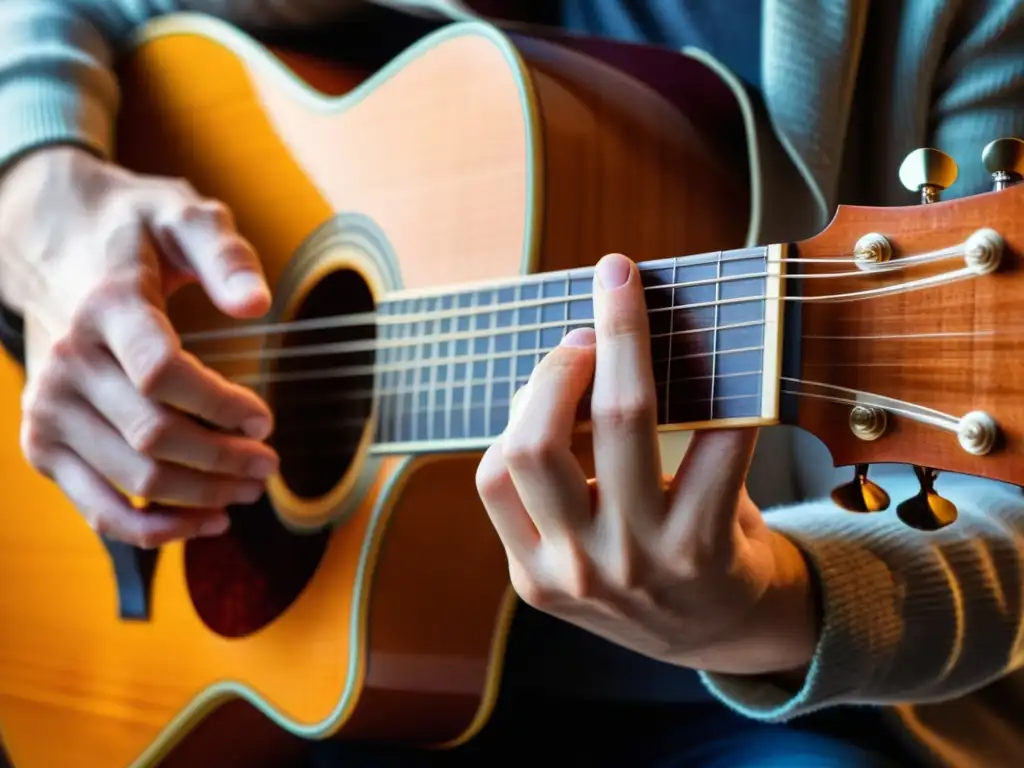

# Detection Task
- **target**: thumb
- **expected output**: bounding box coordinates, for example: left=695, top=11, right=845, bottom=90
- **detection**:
left=149, top=194, right=271, bottom=319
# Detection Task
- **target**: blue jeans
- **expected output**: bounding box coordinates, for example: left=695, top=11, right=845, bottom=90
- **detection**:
left=305, top=694, right=920, bottom=767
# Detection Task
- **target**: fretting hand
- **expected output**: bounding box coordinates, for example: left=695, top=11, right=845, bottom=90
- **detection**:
left=0, top=148, right=279, bottom=548
left=476, top=253, right=819, bottom=676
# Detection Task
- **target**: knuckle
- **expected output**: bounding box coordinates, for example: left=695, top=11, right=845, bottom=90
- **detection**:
left=591, top=395, right=655, bottom=429
left=167, top=178, right=198, bottom=200
left=87, top=510, right=113, bottom=540
left=128, top=459, right=161, bottom=499
left=501, top=432, right=559, bottom=470
left=133, top=529, right=165, bottom=551
left=132, top=337, right=178, bottom=396
left=510, top=567, right=553, bottom=610
left=180, top=196, right=233, bottom=229
left=207, top=441, right=237, bottom=475
left=211, top=482, right=241, bottom=509
left=19, top=421, right=53, bottom=472
left=474, top=452, right=513, bottom=501
left=125, top=409, right=173, bottom=455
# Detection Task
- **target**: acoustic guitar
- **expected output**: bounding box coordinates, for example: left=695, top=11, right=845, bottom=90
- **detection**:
left=1, top=12, right=1022, bottom=768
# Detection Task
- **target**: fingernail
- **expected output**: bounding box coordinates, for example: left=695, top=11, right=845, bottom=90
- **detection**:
left=242, top=416, right=272, bottom=440
left=561, top=327, right=596, bottom=347
left=248, top=456, right=277, bottom=479
left=226, top=271, right=269, bottom=303
left=198, top=516, right=230, bottom=537
left=595, top=254, right=631, bottom=290
left=234, top=482, right=265, bottom=504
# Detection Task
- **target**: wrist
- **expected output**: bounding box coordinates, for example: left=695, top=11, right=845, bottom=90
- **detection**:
left=754, top=530, right=820, bottom=685
left=747, top=530, right=820, bottom=673
left=683, top=529, right=820, bottom=677
left=0, top=145, right=100, bottom=312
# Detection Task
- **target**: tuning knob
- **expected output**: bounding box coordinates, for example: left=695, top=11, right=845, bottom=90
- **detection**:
left=896, top=466, right=957, bottom=531
left=830, top=464, right=891, bottom=513
left=982, top=137, right=1024, bottom=190
left=899, top=147, right=958, bottom=203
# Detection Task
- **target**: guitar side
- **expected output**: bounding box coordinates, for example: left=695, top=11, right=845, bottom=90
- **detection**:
left=0, top=15, right=750, bottom=767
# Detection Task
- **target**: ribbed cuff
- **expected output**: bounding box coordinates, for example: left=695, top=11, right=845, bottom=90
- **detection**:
left=698, top=502, right=905, bottom=721
left=0, top=78, right=112, bottom=177
left=696, top=474, right=1024, bottom=722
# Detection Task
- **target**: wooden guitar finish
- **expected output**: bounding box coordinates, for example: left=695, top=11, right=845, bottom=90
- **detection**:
left=5, top=11, right=1023, bottom=768
left=0, top=15, right=751, bottom=767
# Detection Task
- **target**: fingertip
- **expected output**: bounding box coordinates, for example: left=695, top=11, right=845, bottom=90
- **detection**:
left=560, top=327, right=597, bottom=348
left=218, top=272, right=272, bottom=318
left=197, top=513, right=230, bottom=538
left=594, top=253, right=634, bottom=291
left=242, top=414, right=273, bottom=440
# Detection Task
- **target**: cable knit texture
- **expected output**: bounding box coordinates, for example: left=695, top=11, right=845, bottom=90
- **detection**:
left=2, top=2, right=1024, bottom=767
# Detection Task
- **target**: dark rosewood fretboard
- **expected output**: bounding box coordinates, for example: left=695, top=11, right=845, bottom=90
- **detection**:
left=371, top=245, right=782, bottom=452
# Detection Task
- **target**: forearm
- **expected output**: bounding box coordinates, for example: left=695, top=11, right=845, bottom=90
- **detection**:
left=699, top=472, right=1024, bottom=720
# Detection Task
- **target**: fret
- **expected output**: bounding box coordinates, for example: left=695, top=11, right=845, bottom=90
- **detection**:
left=517, top=280, right=541, bottom=392
left=710, top=251, right=722, bottom=422
left=393, top=297, right=409, bottom=444
left=457, top=291, right=474, bottom=440
left=376, top=300, right=396, bottom=444
left=539, top=273, right=567, bottom=361
left=713, top=247, right=770, bottom=420
left=492, top=284, right=517, bottom=436
left=469, top=290, right=489, bottom=440
left=662, top=259, right=678, bottom=425
left=371, top=243, right=782, bottom=450
left=416, top=296, right=434, bottom=442
left=440, top=292, right=456, bottom=442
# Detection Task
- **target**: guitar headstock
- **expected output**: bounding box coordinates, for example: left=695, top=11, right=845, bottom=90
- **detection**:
left=783, top=139, right=1024, bottom=528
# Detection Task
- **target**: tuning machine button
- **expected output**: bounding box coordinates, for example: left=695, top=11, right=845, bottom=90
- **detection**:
left=831, top=463, right=891, bottom=513
left=899, top=148, right=958, bottom=203
left=896, top=466, right=957, bottom=531
left=982, top=137, right=1024, bottom=190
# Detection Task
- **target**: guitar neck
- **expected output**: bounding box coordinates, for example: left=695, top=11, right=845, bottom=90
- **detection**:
left=366, top=244, right=789, bottom=455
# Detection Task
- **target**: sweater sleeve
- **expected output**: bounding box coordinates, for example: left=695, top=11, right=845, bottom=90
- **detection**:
left=699, top=472, right=1024, bottom=720
left=0, top=1, right=392, bottom=176
left=0, top=0, right=144, bottom=175
left=698, top=0, right=1024, bottom=721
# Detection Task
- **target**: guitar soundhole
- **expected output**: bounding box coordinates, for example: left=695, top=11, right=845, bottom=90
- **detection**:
left=185, top=496, right=329, bottom=638
left=184, top=267, right=376, bottom=638
left=270, top=267, right=377, bottom=499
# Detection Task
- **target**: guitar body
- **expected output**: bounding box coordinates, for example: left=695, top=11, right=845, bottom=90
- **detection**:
left=0, top=14, right=749, bottom=768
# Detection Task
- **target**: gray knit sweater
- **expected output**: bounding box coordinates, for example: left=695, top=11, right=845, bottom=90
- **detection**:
left=2, top=2, right=1024, bottom=767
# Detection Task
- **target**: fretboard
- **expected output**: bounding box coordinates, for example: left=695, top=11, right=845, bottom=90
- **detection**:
left=371, top=245, right=784, bottom=453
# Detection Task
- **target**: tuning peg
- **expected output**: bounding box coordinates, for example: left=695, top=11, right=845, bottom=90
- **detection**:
left=830, top=463, right=891, bottom=513
left=899, top=147, right=958, bottom=203
left=896, top=466, right=957, bottom=531
left=982, top=137, right=1024, bottom=190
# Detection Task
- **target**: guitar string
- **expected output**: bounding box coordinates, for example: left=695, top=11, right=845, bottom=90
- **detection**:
left=277, top=391, right=767, bottom=442
left=199, top=317, right=767, bottom=365
left=271, top=380, right=957, bottom=449
left=230, top=340, right=763, bottom=386
left=202, top=318, right=997, bottom=368
left=181, top=244, right=966, bottom=345
left=275, top=322, right=989, bottom=415
left=277, top=368, right=766, bottom=417
left=217, top=264, right=981, bottom=387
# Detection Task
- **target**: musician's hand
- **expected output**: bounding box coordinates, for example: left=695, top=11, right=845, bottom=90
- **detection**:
left=476, top=253, right=818, bottom=676
left=0, top=147, right=278, bottom=548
